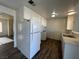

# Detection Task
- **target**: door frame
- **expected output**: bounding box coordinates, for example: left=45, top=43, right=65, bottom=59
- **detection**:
left=0, top=5, right=17, bottom=47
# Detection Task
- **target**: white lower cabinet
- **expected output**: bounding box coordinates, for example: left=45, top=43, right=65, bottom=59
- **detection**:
left=63, top=43, right=79, bottom=59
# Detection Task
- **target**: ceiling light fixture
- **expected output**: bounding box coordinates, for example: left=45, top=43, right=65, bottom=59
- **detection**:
left=52, top=11, right=56, bottom=15
left=68, top=12, right=76, bottom=15
left=51, top=14, right=56, bottom=17
left=51, top=11, right=57, bottom=17
left=67, top=10, right=76, bottom=15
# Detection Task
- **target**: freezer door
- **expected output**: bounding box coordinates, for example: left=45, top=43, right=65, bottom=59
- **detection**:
left=21, top=19, right=30, bottom=35
left=30, top=15, right=42, bottom=33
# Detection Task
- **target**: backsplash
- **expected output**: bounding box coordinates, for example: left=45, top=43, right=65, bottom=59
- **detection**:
left=65, top=30, right=73, bottom=34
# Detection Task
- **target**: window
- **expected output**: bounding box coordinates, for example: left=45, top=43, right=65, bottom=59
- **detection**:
left=0, top=22, right=2, bottom=32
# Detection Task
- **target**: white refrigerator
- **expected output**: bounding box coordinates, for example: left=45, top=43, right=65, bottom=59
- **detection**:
left=17, top=19, right=41, bottom=59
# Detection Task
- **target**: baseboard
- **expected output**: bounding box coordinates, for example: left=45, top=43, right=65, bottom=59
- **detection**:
left=46, top=37, right=61, bottom=41
left=0, top=35, right=8, bottom=37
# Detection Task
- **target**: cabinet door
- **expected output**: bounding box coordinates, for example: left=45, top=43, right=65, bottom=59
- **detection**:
left=30, top=33, right=41, bottom=58
left=42, top=17, right=47, bottom=27
left=41, top=31, right=46, bottom=40
left=41, top=17, right=47, bottom=32
left=24, top=7, right=32, bottom=19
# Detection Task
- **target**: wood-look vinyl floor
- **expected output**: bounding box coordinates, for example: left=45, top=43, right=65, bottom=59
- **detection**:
left=0, top=39, right=62, bottom=59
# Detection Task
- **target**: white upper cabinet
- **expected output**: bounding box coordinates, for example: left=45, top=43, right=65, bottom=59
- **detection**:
left=24, top=7, right=32, bottom=19
left=41, top=17, right=47, bottom=27
left=24, top=6, right=47, bottom=27
left=24, top=6, right=43, bottom=32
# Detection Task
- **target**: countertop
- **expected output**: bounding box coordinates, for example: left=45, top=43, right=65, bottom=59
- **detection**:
left=63, top=36, right=79, bottom=45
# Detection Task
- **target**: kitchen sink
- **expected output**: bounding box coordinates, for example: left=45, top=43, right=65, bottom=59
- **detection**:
left=63, top=34, right=76, bottom=38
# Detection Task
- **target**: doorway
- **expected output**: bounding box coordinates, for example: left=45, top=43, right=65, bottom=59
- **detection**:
left=0, top=5, right=16, bottom=47
left=0, top=13, right=14, bottom=45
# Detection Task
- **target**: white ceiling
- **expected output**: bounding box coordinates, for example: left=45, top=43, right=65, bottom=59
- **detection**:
left=0, top=0, right=79, bottom=19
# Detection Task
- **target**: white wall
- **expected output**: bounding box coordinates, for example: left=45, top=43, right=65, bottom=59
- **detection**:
left=47, top=17, right=67, bottom=40
left=16, top=5, right=24, bottom=49
left=0, top=16, right=13, bottom=37
left=8, top=16, right=13, bottom=36
left=73, top=14, right=79, bottom=32
left=73, top=2, right=79, bottom=32
left=0, top=19, right=8, bottom=36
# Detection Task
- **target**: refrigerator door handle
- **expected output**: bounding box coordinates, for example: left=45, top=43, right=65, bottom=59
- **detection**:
left=32, top=23, right=33, bottom=40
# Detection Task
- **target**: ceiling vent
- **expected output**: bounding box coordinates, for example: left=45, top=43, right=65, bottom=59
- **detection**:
left=28, top=0, right=36, bottom=6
